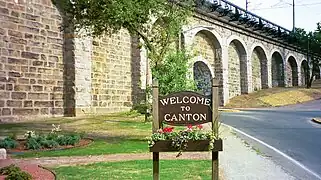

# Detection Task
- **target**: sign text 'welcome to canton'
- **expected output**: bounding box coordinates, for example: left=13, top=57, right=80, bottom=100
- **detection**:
left=159, top=91, right=212, bottom=125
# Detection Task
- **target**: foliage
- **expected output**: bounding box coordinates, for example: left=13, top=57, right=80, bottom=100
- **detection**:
left=24, top=124, right=81, bottom=150
left=152, top=50, right=197, bottom=96
left=26, top=137, right=41, bottom=150
left=292, top=25, right=321, bottom=88
left=0, top=164, right=32, bottom=180
left=0, top=137, right=18, bottom=149
left=54, top=0, right=194, bottom=65
left=5, top=171, right=32, bottom=180
left=148, top=125, right=217, bottom=157
left=0, top=164, right=21, bottom=175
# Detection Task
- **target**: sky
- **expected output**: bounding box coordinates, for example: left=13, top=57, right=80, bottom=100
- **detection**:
left=227, top=0, right=321, bottom=32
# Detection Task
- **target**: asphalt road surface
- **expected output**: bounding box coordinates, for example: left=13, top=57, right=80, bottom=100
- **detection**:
left=221, top=100, right=321, bottom=180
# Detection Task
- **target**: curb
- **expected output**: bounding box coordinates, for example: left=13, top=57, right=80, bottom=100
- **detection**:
left=38, top=165, right=57, bottom=180
left=311, top=118, right=321, bottom=124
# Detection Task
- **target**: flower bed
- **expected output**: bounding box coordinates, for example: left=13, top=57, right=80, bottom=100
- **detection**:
left=148, top=125, right=222, bottom=157
left=0, top=124, right=92, bottom=153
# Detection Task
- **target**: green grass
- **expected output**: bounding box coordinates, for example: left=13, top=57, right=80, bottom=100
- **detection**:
left=0, top=111, right=156, bottom=158
left=53, top=160, right=222, bottom=180
left=13, top=139, right=147, bottom=158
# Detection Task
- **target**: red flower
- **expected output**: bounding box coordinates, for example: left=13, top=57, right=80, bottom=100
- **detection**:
left=187, top=124, right=193, bottom=129
left=197, top=124, right=203, bottom=129
left=163, top=126, right=174, bottom=133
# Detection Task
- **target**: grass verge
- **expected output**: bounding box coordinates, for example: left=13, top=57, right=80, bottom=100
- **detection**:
left=53, top=160, right=224, bottom=180
left=225, top=87, right=321, bottom=108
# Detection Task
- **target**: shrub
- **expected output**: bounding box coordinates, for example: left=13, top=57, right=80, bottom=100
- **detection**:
left=40, top=139, right=59, bottom=149
left=26, top=137, right=41, bottom=150
left=5, top=170, right=32, bottom=180
left=57, top=134, right=81, bottom=146
left=0, top=137, right=18, bottom=149
left=0, top=164, right=21, bottom=175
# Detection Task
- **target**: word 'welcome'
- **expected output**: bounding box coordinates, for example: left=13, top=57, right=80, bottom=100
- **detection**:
left=159, top=92, right=212, bottom=125
left=160, top=96, right=211, bottom=106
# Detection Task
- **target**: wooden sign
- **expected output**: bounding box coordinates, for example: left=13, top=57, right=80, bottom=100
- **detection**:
left=159, top=91, right=212, bottom=125
left=151, top=78, right=221, bottom=180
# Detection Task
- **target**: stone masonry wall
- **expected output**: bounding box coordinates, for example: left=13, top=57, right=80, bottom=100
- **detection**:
left=91, top=29, right=142, bottom=114
left=228, top=42, right=241, bottom=99
left=0, top=0, right=64, bottom=121
left=251, top=50, right=262, bottom=91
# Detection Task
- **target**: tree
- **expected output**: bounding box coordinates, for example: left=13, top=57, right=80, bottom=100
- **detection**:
left=54, top=0, right=197, bottom=120
left=54, top=0, right=194, bottom=69
left=293, top=23, right=321, bottom=88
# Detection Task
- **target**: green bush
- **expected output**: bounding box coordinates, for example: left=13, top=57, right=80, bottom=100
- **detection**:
left=57, top=134, right=81, bottom=146
left=46, top=133, right=58, bottom=141
left=41, top=139, right=59, bottom=149
left=0, top=164, right=21, bottom=175
left=26, top=137, right=41, bottom=150
left=5, top=170, right=32, bottom=180
left=0, top=137, right=18, bottom=149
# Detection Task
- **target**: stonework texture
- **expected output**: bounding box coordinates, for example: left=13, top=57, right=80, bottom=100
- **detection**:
left=286, top=57, right=298, bottom=87
left=228, top=42, right=241, bottom=99
left=91, top=30, right=142, bottom=114
left=251, top=50, right=262, bottom=91
left=0, top=0, right=64, bottom=121
left=0, top=2, right=310, bottom=121
left=271, top=53, right=285, bottom=87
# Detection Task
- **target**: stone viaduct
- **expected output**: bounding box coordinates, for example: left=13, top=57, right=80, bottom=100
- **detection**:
left=0, top=0, right=320, bottom=121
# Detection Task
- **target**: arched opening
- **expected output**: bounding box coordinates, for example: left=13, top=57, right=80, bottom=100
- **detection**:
left=251, top=46, right=268, bottom=91
left=271, top=52, right=284, bottom=87
left=287, top=56, right=298, bottom=86
left=192, top=30, right=223, bottom=103
left=193, top=61, right=213, bottom=96
left=228, top=39, right=247, bottom=98
left=301, top=60, right=308, bottom=86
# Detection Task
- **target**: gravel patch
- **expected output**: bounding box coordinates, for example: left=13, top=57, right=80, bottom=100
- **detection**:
left=219, top=125, right=296, bottom=180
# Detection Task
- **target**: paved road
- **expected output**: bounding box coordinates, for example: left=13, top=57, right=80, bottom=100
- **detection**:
left=221, top=100, right=321, bottom=180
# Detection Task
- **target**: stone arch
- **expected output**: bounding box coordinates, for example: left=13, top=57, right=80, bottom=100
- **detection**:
left=193, top=61, right=213, bottom=96
left=227, top=38, right=248, bottom=98
left=251, top=46, right=268, bottom=91
left=271, top=51, right=285, bottom=87
left=191, top=29, right=223, bottom=102
left=300, top=60, right=308, bottom=86
left=287, top=56, right=299, bottom=86
left=184, top=26, right=223, bottom=47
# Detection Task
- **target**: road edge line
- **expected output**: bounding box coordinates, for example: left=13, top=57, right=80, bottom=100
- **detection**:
left=222, top=123, right=321, bottom=180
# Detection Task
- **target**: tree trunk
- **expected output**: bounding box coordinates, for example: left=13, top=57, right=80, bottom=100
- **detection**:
left=307, top=74, right=314, bottom=89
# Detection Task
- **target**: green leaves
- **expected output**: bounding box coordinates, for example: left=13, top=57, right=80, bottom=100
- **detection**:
left=152, top=50, right=197, bottom=96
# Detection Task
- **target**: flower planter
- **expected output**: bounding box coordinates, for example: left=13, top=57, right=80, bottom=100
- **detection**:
left=149, top=139, right=222, bottom=152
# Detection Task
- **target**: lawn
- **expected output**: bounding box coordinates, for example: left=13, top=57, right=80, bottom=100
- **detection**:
left=0, top=111, right=155, bottom=158
left=1, top=111, right=190, bottom=158
left=53, top=160, right=224, bottom=180
left=225, top=87, right=321, bottom=108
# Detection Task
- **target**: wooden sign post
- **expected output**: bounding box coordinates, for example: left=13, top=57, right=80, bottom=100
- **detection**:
left=151, top=78, right=222, bottom=180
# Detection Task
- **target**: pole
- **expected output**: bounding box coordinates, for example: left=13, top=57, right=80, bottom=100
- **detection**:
left=212, top=78, right=219, bottom=180
left=293, top=0, right=295, bottom=33
left=246, top=0, right=249, bottom=12
left=152, top=79, right=159, bottom=180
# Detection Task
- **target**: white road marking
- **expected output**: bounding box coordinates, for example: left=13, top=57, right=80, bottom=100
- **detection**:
left=222, top=123, right=321, bottom=180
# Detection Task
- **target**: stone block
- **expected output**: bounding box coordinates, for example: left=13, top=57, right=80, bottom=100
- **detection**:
left=11, top=92, right=26, bottom=99
left=0, top=148, right=6, bottom=160
left=21, top=52, right=39, bottom=59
